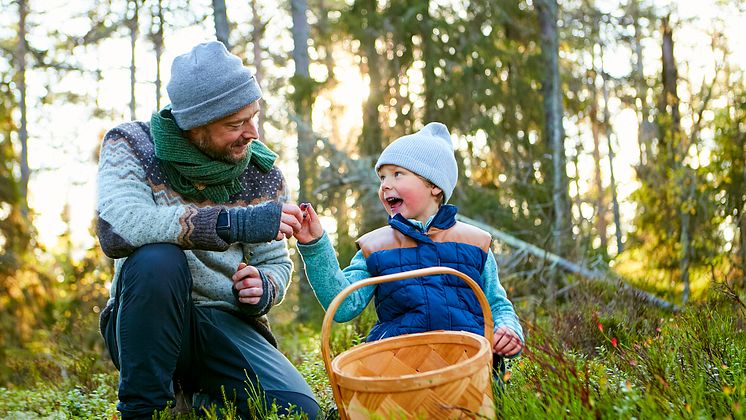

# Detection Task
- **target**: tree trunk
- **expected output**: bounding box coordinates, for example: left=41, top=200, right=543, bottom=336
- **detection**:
left=630, top=0, right=650, bottom=167
left=659, top=14, right=681, bottom=168
left=502, top=21, right=526, bottom=187
left=420, top=0, right=437, bottom=123
left=250, top=0, right=265, bottom=140
left=536, top=0, right=571, bottom=258
left=355, top=0, right=386, bottom=235
left=736, top=202, right=746, bottom=287
left=290, top=0, right=317, bottom=323
left=358, top=1, right=383, bottom=158
left=679, top=171, right=694, bottom=305
left=127, top=0, right=140, bottom=121
left=600, top=55, right=623, bottom=254
left=660, top=16, right=680, bottom=133
left=732, top=61, right=746, bottom=286
left=660, top=16, right=691, bottom=300
left=505, top=61, right=523, bottom=185
left=589, top=43, right=607, bottom=255
left=740, top=111, right=746, bottom=285
left=151, top=0, right=164, bottom=110
left=212, top=0, right=231, bottom=49
left=572, top=143, right=587, bottom=235
left=591, top=132, right=608, bottom=254
left=16, top=0, right=29, bottom=218
left=317, top=0, right=341, bottom=141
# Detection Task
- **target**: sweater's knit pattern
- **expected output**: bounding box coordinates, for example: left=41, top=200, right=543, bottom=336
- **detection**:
left=96, top=121, right=292, bottom=344
left=97, top=122, right=286, bottom=256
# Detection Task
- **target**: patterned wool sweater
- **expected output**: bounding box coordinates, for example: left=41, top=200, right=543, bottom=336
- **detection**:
left=96, top=121, right=293, bottom=343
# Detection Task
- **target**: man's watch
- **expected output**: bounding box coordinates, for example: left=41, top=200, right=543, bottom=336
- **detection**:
left=217, top=209, right=231, bottom=241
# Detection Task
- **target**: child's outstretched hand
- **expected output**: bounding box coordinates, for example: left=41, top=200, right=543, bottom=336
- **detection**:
left=492, top=326, right=523, bottom=356
left=294, top=203, right=324, bottom=244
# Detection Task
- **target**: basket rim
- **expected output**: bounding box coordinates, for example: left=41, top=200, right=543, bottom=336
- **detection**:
left=331, top=330, right=492, bottom=392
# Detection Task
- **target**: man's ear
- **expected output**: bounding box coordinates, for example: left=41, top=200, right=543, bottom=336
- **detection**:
left=184, top=125, right=209, bottom=141
left=184, top=127, right=200, bottom=141
left=431, top=185, right=443, bottom=197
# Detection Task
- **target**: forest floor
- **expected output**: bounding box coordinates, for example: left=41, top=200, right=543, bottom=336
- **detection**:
left=1, top=278, right=745, bottom=419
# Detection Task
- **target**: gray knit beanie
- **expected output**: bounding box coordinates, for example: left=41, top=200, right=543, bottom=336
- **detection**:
left=167, top=41, right=262, bottom=130
left=375, top=122, right=458, bottom=203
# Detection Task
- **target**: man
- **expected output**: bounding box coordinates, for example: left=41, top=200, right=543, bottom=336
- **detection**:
left=96, top=41, right=319, bottom=419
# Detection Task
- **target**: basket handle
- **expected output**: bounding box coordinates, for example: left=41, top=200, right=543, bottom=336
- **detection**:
left=321, top=266, right=495, bottom=418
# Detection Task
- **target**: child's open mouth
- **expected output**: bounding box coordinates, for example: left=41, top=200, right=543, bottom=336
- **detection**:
left=386, top=197, right=403, bottom=212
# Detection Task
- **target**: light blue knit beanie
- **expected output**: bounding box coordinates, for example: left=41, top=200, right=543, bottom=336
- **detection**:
left=167, top=41, right=262, bottom=130
left=375, top=122, right=458, bottom=203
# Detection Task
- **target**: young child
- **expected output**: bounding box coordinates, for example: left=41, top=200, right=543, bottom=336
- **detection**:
left=294, top=122, right=524, bottom=363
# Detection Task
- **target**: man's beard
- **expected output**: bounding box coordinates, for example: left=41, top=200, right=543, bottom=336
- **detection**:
left=191, top=130, right=249, bottom=164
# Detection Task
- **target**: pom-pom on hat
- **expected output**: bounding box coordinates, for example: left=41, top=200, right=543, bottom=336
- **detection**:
left=375, top=122, right=458, bottom=203
left=167, top=41, right=262, bottom=130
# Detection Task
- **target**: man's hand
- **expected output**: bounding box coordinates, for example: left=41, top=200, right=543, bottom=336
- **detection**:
left=276, top=204, right=303, bottom=240
left=492, top=326, right=523, bottom=356
left=232, top=262, right=263, bottom=304
left=224, top=202, right=289, bottom=244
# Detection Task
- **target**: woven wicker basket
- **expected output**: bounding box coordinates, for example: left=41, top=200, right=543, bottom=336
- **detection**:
left=321, top=267, right=495, bottom=419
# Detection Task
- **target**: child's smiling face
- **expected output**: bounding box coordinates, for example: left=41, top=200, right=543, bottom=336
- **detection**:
left=377, top=164, right=443, bottom=223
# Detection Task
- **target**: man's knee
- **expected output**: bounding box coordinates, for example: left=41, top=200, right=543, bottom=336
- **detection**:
left=119, top=243, right=191, bottom=298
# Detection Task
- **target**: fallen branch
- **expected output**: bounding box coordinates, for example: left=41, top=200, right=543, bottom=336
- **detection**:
left=458, top=214, right=680, bottom=311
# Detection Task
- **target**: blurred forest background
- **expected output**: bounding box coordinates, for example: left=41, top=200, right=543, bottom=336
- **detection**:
left=1, top=0, right=745, bottom=418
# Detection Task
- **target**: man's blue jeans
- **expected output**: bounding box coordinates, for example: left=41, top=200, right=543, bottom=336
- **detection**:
left=100, top=244, right=319, bottom=419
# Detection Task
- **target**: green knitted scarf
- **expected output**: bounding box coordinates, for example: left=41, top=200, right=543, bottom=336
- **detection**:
left=151, top=106, right=277, bottom=203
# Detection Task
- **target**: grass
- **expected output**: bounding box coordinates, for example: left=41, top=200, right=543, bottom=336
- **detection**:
left=1, top=281, right=745, bottom=419
left=499, top=305, right=746, bottom=418
left=0, top=373, right=117, bottom=419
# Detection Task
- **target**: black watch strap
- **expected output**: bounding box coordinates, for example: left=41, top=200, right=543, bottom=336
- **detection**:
left=217, top=209, right=231, bottom=241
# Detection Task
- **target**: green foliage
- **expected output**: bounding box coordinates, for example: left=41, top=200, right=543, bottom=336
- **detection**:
left=0, top=226, right=112, bottom=386
left=710, top=82, right=746, bottom=288
left=0, top=56, right=30, bottom=274
left=497, top=287, right=746, bottom=418
left=289, top=75, right=322, bottom=113
left=327, top=0, right=559, bottom=255
left=628, top=91, right=728, bottom=304
left=0, top=373, right=117, bottom=419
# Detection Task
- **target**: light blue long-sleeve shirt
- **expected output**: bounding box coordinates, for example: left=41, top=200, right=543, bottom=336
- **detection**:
left=297, top=230, right=524, bottom=347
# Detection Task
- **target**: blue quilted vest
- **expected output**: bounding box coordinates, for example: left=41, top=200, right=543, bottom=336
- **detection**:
left=356, top=205, right=492, bottom=342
